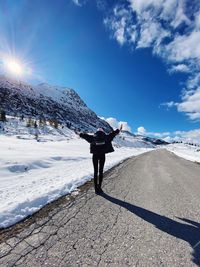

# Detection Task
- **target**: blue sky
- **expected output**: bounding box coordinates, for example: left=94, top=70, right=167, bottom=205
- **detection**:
left=0, top=0, right=200, bottom=141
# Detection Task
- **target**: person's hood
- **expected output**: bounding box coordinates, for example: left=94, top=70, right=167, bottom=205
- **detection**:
left=97, top=128, right=104, bottom=132
left=95, top=130, right=106, bottom=138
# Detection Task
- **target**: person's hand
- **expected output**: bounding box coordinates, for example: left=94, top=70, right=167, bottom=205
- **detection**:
left=75, top=130, right=80, bottom=135
left=119, top=124, right=123, bottom=131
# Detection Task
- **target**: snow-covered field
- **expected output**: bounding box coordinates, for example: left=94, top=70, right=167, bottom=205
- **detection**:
left=0, top=133, right=153, bottom=228
left=166, top=143, right=200, bottom=163
left=0, top=117, right=199, bottom=228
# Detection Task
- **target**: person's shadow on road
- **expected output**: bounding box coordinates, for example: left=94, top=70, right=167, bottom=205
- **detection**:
left=101, top=192, right=200, bottom=266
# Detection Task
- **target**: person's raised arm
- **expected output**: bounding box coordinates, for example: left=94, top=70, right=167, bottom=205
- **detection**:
left=75, top=130, right=93, bottom=143
left=107, top=124, right=123, bottom=141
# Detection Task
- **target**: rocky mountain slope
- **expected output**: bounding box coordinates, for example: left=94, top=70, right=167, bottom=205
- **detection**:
left=0, top=75, right=111, bottom=132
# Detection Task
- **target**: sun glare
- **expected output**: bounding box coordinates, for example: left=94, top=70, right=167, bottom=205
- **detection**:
left=4, top=59, right=23, bottom=76
left=1, top=52, right=42, bottom=82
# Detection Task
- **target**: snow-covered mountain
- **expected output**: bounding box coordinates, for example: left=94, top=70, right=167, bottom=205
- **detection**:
left=114, top=130, right=168, bottom=148
left=0, top=75, right=169, bottom=146
left=0, top=75, right=111, bottom=132
left=142, top=135, right=169, bottom=145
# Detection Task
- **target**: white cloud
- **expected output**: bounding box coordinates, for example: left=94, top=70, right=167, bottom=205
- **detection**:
left=160, top=0, right=178, bottom=20
left=129, top=0, right=163, bottom=15
left=72, top=0, right=88, bottom=6
left=104, top=0, right=200, bottom=120
left=129, top=0, right=190, bottom=29
left=173, top=129, right=200, bottom=143
left=195, top=11, right=200, bottom=29
left=137, top=125, right=200, bottom=144
left=176, top=88, right=200, bottom=120
left=169, top=64, right=190, bottom=73
left=104, top=117, right=119, bottom=129
left=163, top=31, right=200, bottom=62
left=161, top=91, right=200, bottom=120
left=170, top=1, right=190, bottom=29
left=72, top=0, right=81, bottom=6
left=137, top=126, right=146, bottom=135
left=101, top=117, right=132, bottom=132
left=160, top=101, right=177, bottom=110
left=187, top=73, right=200, bottom=89
left=136, top=125, right=170, bottom=138
left=137, top=21, right=170, bottom=49
left=113, top=19, right=126, bottom=45
left=161, top=129, right=200, bottom=144
left=104, top=6, right=131, bottom=46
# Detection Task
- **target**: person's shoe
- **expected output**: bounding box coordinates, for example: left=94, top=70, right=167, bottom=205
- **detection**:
left=98, top=188, right=104, bottom=194
left=95, top=188, right=100, bottom=194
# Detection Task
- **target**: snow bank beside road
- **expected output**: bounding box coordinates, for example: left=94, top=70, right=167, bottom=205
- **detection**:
left=0, top=135, right=153, bottom=228
left=166, top=144, right=200, bottom=163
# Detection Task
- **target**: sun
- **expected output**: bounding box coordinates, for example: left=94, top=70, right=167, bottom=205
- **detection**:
left=4, top=58, right=23, bottom=76
left=1, top=53, right=39, bottom=81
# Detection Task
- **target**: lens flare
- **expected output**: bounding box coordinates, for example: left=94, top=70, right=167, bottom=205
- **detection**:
left=0, top=54, right=42, bottom=82
left=4, top=58, right=23, bottom=76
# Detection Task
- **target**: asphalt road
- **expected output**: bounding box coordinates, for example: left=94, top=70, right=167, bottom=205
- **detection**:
left=0, top=149, right=200, bottom=267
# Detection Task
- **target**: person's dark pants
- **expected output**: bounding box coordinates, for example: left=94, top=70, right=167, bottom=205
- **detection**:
left=92, top=154, right=105, bottom=191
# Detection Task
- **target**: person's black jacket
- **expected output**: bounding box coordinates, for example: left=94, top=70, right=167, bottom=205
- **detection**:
left=80, top=129, right=119, bottom=154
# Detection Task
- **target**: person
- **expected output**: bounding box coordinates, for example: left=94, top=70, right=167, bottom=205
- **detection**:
left=76, top=125, right=122, bottom=194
